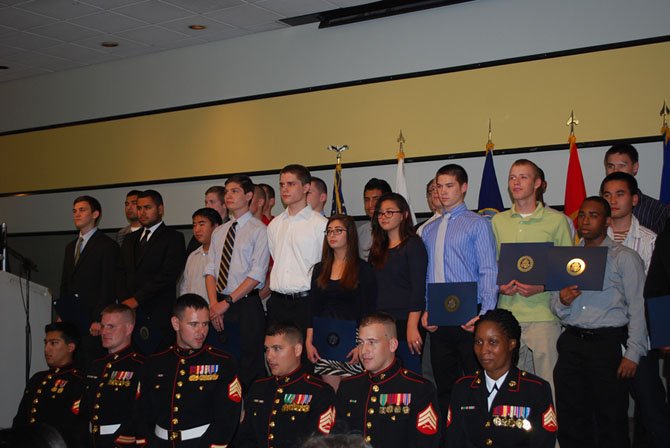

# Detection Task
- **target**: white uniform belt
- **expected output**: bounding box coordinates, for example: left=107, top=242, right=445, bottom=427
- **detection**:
left=89, top=423, right=121, bottom=435
left=154, top=423, right=210, bottom=441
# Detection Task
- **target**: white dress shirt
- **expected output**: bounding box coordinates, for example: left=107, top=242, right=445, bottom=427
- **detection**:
left=267, top=205, right=327, bottom=294
left=178, top=245, right=209, bottom=300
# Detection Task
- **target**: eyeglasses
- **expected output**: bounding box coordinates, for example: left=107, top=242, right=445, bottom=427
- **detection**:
left=376, top=210, right=403, bottom=219
left=325, top=228, right=347, bottom=236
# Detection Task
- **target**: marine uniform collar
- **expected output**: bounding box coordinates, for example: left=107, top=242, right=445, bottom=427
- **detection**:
left=367, top=358, right=401, bottom=383
left=470, top=367, right=520, bottom=391
left=275, top=365, right=305, bottom=386
left=106, top=344, right=134, bottom=361
left=49, top=363, right=76, bottom=375
left=173, top=344, right=206, bottom=358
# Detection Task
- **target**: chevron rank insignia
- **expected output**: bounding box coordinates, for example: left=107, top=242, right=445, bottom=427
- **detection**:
left=542, top=404, right=558, bottom=432
left=318, top=407, right=336, bottom=434
left=228, top=377, right=242, bottom=402
left=417, top=403, right=438, bottom=435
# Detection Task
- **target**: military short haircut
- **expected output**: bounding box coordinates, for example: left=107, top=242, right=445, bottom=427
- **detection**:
left=359, top=312, right=397, bottom=339
left=266, top=323, right=303, bottom=344
left=173, top=294, right=209, bottom=318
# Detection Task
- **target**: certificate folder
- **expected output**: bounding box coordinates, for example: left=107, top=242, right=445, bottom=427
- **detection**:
left=312, top=317, right=357, bottom=362
left=426, top=282, right=477, bottom=326
left=647, top=295, right=670, bottom=349
left=497, top=242, right=554, bottom=285
left=545, top=246, right=608, bottom=291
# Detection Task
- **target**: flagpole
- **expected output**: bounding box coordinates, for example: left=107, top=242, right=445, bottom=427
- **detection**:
left=394, top=130, right=417, bottom=225
left=564, top=110, right=586, bottom=230
left=659, top=100, right=670, bottom=204
left=327, top=145, right=349, bottom=215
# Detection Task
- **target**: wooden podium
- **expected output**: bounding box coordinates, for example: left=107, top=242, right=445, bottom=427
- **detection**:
left=0, top=271, right=51, bottom=428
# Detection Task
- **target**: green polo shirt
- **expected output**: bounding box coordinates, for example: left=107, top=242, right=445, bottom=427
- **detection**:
left=492, top=202, right=574, bottom=322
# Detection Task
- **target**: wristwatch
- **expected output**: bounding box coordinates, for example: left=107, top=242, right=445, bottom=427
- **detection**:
left=224, top=296, right=234, bottom=306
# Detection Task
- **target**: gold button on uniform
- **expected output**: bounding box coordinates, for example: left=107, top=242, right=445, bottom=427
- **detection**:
left=268, top=434, right=274, bottom=440
left=485, top=438, right=493, bottom=446
left=177, top=381, right=183, bottom=387
left=172, top=418, right=178, bottom=424
left=173, top=406, right=179, bottom=412
left=274, top=399, right=280, bottom=404
left=366, top=422, right=372, bottom=428
left=272, top=410, right=277, bottom=415
left=368, top=408, right=374, bottom=415
left=365, top=436, right=371, bottom=443
left=277, top=388, right=283, bottom=394
left=372, top=385, right=379, bottom=392
left=180, top=370, right=186, bottom=376
left=269, top=422, right=275, bottom=427
left=175, top=393, right=181, bottom=399
left=370, top=396, right=377, bottom=403
left=485, top=421, right=491, bottom=427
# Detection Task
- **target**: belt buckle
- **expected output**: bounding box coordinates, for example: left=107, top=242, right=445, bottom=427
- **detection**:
left=169, top=430, right=181, bottom=441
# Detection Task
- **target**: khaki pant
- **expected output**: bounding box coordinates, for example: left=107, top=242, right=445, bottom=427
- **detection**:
left=518, top=321, right=561, bottom=399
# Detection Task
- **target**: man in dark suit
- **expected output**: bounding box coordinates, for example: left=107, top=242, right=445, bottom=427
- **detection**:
left=118, top=189, right=186, bottom=354
left=60, top=195, right=119, bottom=367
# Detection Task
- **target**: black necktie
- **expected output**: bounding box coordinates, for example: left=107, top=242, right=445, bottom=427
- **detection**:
left=140, top=228, right=151, bottom=248
left=488, top=383, right=499, bottom=396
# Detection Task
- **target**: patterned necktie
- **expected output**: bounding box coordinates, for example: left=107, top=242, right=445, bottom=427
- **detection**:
left=74, top=237, right=83, bottom=265
left=217, top=222, right=238, bottom=293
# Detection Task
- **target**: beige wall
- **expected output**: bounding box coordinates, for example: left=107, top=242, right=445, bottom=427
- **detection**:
left=2, top=41, right=668, bottom=194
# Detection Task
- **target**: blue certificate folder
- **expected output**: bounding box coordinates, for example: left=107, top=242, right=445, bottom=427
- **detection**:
left=497, top=242, right=554, bottom=285
left=312, top=317, right=358, bottom=362
left=545, top=246, right=608, bottom=291
left=647, top=295, right=670, bottom=349
left=426, top=282, right=478, bottom=326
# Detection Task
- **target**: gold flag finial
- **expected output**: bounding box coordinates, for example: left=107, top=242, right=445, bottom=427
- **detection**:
left=397, top=130, right=405, bottom=158
left=486, top=119, right=494, bottom=152
left=566, top=110, right=579, bottom=136
left=660, top=100, right=670, bottom=128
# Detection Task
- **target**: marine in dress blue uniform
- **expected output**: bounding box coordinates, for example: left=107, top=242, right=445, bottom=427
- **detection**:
left=236, top=366, right=336, bottom=448
left=445, top=368, right=557, bottom=448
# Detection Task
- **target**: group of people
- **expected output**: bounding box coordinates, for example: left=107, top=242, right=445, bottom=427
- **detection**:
left=9, top=143, right=670, bottom=447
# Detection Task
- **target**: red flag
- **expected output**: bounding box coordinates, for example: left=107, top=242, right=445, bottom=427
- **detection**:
left=564, top=134, right=586, bottom=228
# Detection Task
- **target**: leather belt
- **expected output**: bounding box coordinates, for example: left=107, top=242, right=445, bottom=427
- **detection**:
left=564, top=325, right=627, bottom=339
left=273, top=290, right=310, bottom=300
left=154, top=423, right=210, bottom=441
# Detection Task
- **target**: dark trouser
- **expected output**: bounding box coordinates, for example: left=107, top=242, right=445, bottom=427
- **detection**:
left=430, top=326, right=478, bottom=417
left=267, top=292, right=313, bottom=370
left=209, top=292, right=266, bottom=392
left=631, top=349, right=670, bottom=448
left=554, top=326, right=630, bottom=448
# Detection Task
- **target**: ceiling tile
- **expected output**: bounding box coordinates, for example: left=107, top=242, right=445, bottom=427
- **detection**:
left=114, top=0, right=192, bottom=24
left=0, top=24, right=16, bottom=36
left=79, top=0, right=147, bottom=8
left=153, top=35, right=207, bottom=50
left=29, top=21, right=101, bottom=42
left=0, top=67, right=52, bottom=82
left=0, top=6, right=57, bottom=29
left=18, top=0, right=101, bottom=20
left=328, top=0, right=374, bottom=6
left=70, top=11, right=147, bottom=33
left=161, top=0, right=242, bottom=14
left=0, top=43, right=22, bottom=57
left=256, top=0, right=336, bottom=17
left=38, top=43, right=106, bottom=61
left=5, top=50, right=84, bottom=71
left=116, top=25, right=189, bottom=45
left=0, top=60, right=30, bottom=71
left=205, top=4, right=281, bottom=28
left=2, top=31, right=62, bottom=50
left=159, top=15, right=236, bottom=37
left=242, top=20, right=287, bottom=32
left=74, top=34, right=149, bottom=54
left=199, top=27, right=251, bottom=42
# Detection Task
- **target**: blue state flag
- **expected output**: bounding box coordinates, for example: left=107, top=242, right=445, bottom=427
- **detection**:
left=477, top=145, right=504, bottom=218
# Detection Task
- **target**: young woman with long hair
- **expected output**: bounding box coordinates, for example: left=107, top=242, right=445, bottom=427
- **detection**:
left=306, top=215, right=377, bottom=391
left=369, top=192, right=428, bottom=361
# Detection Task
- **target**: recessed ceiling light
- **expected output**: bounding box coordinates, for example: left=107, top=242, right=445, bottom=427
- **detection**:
left=189, top=24, right=207, bottom=30
left=101, top=41, right=119, bottom=48
left=0, top=65, right=8, bottom=70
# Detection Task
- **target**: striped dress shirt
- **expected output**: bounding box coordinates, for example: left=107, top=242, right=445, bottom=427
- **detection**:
left=422, top=203, right=499, bottom=313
